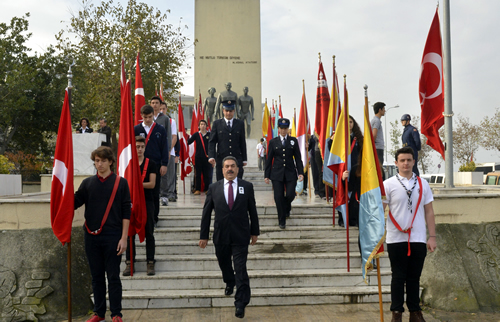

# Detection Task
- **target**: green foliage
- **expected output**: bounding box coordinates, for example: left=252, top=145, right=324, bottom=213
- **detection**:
left=0, top=14, right=67, bottom=155
left=0, top=155, right=15, bottom=174
left=55, top=0, right=188, bottom=141
left=459, top=161, right=476, bottom=172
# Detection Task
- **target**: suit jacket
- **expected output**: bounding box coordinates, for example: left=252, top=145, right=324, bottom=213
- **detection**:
left=155, top=113, right=172, bottom=154
left=134, top=123, right=170, bottom=166
left=265, top=135, right=304, bottom=182
left=208, top=118, right=247, bottom=166
left=200, top=179, right=259, bottom=245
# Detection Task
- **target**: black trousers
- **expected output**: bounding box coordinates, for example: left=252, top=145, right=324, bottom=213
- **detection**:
left=387, top=242, right=427, bottom=312
left=272, top=179, right=297, bottom=226
left=153, top=163, right=161, bottom=222
left=315, top=155, right=325, bottom=198
left=84, top=230, right=123, bottom=318
left=215, top=244, right=251, bottom=309
left=216, top=159, right=244, bottom=181
left=126, top=199, right=155, bottom=262
left=376, top=149, right=386, bottom=180
left=413, top=157, right=420, bottom=176
left=194, top=156, right=212, bottom=192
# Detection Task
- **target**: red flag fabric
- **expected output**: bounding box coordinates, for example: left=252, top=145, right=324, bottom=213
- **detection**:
left=190, top=97, right=199, bottom=136
left=134, top=52, right=145, bottom=125
left=199, top=92, right=204, bottom=121
left=120, top=58, right=126, bottom=96
left=279, top=100, right=283, bottom=118
left=118, top=79, right=147, bottom=241
left=178, top=96, right=192, bottom=180
left=159, top=81, right=164, bottom=102
left=315, top=59, right=331, bottom=160
left=271, top=101, right=276, bottom=129
left=420, top=8, right=445, bottom=159
left=51, top=89, right=74, bottom=245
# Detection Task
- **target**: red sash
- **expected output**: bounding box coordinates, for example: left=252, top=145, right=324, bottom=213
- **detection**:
left=85, top=175, right=121, bottom=235
left=145, top=122, right=156, bottom=147
left=141, top=158, right=150, bottom=182
left=388, top=176, right=423, bottom=256
left=199, top=132, right=208, bottom=157
left=350, top=137, right=356, bottom=152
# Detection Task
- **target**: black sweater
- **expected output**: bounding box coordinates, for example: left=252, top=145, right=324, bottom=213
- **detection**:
left=74, top=173, right=131, bottom=233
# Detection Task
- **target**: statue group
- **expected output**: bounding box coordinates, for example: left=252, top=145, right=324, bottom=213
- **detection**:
left=203, top=82, right=254, bottom=137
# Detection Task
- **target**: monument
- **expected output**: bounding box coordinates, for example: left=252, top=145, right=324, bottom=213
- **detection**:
left=213, top=82, right=238, bottom=120
left=238, top=86, right=255, bottom=137
left=203, top=87, right=217, bottom=125
left=194, top=0, right=262, bottom=139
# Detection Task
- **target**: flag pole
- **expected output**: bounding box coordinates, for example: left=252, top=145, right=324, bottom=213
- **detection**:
left=344, top=74, right=350, bottom=272
left=365, top=84, right=384, bottom=322
left=128, top=68, right=136, bottom=277
left=442, top=0, right=454, bottom=188
left=66, top=58, right=75, bottom=322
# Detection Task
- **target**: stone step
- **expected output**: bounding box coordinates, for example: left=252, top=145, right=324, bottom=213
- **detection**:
left=123, top=252, right=388, bottom=272
left=132, top=237, right=362, bottom=256
left=121, top=268, right=391, bottom=291
left=159, top=205, right=335, bottom=216
left=119, top=286, right=392, bottom=309
left=152, top=225, right=356, bottom=241
left=158, top=214, right=336, bottom=227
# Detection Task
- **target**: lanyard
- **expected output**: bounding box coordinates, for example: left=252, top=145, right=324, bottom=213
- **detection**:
left=145, top=122, right=156, bottom=147
left=141, top=158, right=150, bottom=182
left=199, top=132, right=208, bottom=157
left=388, top=176, right=423, bottom=256
left=395, top=174, right=418, bottom=213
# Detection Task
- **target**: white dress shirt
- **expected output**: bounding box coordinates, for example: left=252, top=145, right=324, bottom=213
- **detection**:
left=142, top=122, right=152, bottom=135
left=224, top=177, right=238, bottom=205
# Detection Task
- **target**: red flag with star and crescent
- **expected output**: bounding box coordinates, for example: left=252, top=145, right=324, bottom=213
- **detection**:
left=134, top=52, right=145, bottom=125
left=420, top=8, right=445, bottom=159
left=50, top=89, right=74, bottom=245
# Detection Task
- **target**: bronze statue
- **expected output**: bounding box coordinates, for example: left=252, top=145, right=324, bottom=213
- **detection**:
left=214, top=82, right=238, bottom=120
left=203, top=87, right=217, bottom=124
left=237, top=86, right=255, bottom=137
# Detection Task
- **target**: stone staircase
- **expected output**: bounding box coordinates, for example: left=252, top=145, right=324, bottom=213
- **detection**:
left=119, top=178, right=392, bottom=309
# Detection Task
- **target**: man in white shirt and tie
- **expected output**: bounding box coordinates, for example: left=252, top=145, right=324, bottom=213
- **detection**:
left=199, top=156, right=259, bottom=319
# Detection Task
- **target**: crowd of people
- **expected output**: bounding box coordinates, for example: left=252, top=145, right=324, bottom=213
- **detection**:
left=74, top=98, right=434, bottom=321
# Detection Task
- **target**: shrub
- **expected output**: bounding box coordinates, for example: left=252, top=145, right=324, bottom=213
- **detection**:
left=459, top=161, right=476, bottom=172
left=0, top=155, right=15, bottom=174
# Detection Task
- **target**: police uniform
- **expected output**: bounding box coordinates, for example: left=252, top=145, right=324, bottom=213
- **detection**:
left=264, top=118, right=304, bottom=228
left=208, top=100, right=247, bottom=181
left=401, top=114, right=421, bottom=176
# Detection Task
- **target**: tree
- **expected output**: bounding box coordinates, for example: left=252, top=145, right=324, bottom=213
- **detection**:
left=0, top=14, right=66, bottom=155
left=480, top=107, right=500, bottom=152
left=388, top=119, right=402, bottom=161
left=452, top=115, right=481, bottom=166
left=55, top=0, right=188, bottom=145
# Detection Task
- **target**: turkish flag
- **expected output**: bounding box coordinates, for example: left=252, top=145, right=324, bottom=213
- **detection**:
left=118, top=79, right=147, bottom=241
left=134, top=52, right=145, bottom=125
left=315, top=60, right=331, bottom=160
left=178, top=96, right=192, bottom=180
left=420, top=9, right=445, bottom=159
left=51, top=89, right=74, bottom=245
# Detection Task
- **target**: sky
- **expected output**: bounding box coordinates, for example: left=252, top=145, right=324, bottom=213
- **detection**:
left=2, top=0, right=500, bottom=170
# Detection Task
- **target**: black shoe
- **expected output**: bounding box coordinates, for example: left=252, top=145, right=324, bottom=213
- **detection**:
left=279, top=224, right=286, bottom=229
left=225, top=285, right=234, bottom=296
left=235, top=307, right=245, bottom=318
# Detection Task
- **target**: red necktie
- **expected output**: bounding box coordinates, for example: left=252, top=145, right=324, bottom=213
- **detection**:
left=228, top=180, right=234, bottom=210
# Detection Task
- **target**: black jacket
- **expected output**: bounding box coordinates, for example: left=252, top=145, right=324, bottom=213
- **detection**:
left=208, top=118, right=247, bottom=166
left=200, top=179, right=259, bottom=245
left=134, top=123, right=170, bottom=167
left=265, top=135, right=304, bottom=182
left=188, top=131, right=210, bottom=159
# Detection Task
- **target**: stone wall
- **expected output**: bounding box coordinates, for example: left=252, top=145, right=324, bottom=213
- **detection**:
left=421, top=222, right=500, bottom=312
left=0, top=227, right=92, bottom=321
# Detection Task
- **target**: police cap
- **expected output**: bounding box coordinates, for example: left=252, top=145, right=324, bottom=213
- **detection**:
left=222, top=100, right=235, bottom=110
left=278, top=118, right=290, bottom=128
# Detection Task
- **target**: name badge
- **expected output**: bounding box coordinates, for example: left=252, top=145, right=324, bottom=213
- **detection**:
left=239, top=187, right=244, bottom=194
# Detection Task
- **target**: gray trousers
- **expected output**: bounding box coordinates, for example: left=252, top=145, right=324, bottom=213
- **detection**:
left=160, top=155, right=177, bottom=198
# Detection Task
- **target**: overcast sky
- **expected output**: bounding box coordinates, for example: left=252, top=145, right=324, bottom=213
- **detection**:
left=2, top=0, right=499, bottom=169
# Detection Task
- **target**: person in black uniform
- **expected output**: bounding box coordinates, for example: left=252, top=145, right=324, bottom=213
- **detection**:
left=188, top=119, right=212, bottom=194
left=401, top=114, right=421, bottom=176
left=199, top=156, right=259, bottom=319
left=264, top=118, right=304, bottom=229
left=208, top=100, right=247, bottom=181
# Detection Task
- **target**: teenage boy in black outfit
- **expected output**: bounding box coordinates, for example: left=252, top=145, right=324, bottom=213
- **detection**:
left=188, top=119, right=212, bottom=194
left=123, top=136, right=157, bottom=276
left=134, top=105, right=169, bottom=224
left=74, top=146, right=130, bottom=322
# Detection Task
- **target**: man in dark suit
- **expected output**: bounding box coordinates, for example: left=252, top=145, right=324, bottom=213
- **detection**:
left=265, top=118, right=304, bottom=229
left=199, top=156, right=259, bottom=319
left=208, top=100, right=247, bottom=181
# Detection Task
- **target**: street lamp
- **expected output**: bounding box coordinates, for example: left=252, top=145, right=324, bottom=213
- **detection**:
left=384, top=104, right=399, bottom=164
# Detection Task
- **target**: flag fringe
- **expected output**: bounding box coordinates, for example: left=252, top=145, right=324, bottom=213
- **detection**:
left=363, top=231, right=386, bottom=284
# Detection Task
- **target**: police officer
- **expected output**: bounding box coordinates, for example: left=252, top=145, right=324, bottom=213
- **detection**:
left=401, top=114, right=421, bottom=176
left=208, top=99, right=247, bottom=181
left=264, top=118, right=304, bottom=229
